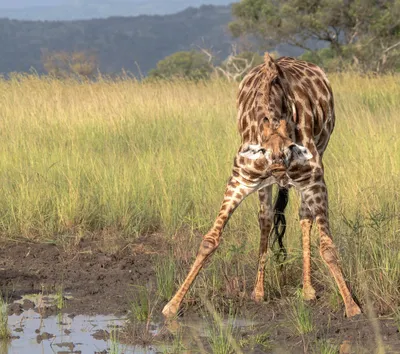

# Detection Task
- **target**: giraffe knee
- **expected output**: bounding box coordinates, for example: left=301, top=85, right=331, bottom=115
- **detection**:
left=319, top=237, right=337, bottom=265
left=199, top=236, right=219, bottom=257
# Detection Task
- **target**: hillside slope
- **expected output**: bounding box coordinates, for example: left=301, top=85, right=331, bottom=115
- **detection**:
left=0, top=5, right=235, bottom=75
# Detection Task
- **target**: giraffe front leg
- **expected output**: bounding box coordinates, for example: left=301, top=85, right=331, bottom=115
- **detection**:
left=299, top=196, right=316, bottom=301
left=300, top=218, right=316, bottom=300
left=251, top=186, right=273, bottom=303
left=162, top=177, right=255, bottom=319
left=303, top=181, right=361, bottom=317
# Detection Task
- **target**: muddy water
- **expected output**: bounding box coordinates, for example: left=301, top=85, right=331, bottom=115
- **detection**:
left=8, top=311, right=128, bottom=353
left=5, top=293, right=399, bottom=353
left=4, top=294, right=260, bottom=354
left=5, top=295, right=156, bottom=354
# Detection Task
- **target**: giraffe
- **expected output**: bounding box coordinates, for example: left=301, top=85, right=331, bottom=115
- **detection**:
left=162, top=53, right=361, bottom=319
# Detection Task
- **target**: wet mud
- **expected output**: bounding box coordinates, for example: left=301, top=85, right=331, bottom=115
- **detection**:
left=0, top=235, right=164, bottom=316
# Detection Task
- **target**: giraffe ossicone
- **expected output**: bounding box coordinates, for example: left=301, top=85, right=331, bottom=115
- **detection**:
left=162, top=53, right=361, bottom=319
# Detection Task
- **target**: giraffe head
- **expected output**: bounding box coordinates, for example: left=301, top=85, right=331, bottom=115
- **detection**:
left=240, top=119, right=312, bottom=171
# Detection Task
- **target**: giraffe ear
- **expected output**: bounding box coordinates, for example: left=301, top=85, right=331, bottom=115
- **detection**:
left=240, top=144, right=266, bottom=160
left=290, top=144, right=313, bottom=161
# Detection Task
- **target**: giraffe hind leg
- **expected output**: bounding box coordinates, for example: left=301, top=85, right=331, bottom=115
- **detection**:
left=299, top=196, right=316, bottom=301
left=252, top=186, right=273, bottom=302
left=304, top=181, right=361, bottom=317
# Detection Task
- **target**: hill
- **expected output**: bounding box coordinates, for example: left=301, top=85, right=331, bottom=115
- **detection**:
left=0, top=5, right=236, bottom=76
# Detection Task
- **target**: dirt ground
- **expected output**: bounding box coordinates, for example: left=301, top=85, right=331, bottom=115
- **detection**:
left=1, top=235, right=400, bottom=353
left=0, top=234, right=166, bottom=316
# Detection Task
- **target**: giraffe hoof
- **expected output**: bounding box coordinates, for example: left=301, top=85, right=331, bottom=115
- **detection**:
left=302, top=286, right=316, bottom=301
left=162, top=302, right=179, bottom=319
left=251, top=290, right=264, bottom=303
left=345, top=303, right=362, bottom=318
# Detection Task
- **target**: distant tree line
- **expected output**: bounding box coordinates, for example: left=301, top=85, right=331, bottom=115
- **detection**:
left=3, top=2, right=398, bottom=80
left=124, top=0, right=400, bottom=79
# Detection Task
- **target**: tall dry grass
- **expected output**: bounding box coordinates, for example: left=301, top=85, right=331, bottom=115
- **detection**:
left=0, top=73, right=399, bottom=313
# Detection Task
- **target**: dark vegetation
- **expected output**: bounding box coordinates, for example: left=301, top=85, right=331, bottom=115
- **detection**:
left=230, top=0, right=400, bottom=73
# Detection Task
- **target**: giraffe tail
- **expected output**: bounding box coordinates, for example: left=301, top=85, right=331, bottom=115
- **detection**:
left=272, top=188, right=289, bottom=262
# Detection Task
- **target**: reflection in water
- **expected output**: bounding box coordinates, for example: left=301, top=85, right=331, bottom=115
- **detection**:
left=8, top=310, right=132, bottom=354
left=5, top=294, right=157, bottom=354
left=4, top=295, right=387, bottom=354
left=6, top=302, right=257, bottom=354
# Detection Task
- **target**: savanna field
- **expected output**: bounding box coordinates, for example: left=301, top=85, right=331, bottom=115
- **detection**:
left=1, top=73, right=400, bottom=352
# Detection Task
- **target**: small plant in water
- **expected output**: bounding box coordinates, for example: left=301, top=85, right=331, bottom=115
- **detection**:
left=109, top=324, right=121, bottom=354
left=162, top=327, right=186, bottom=354
left=130, top=285, right=150, bottom=323
left=288, top=297, right=314, bottom=335
left=206, top=304, right=241, bottom=354
left=56, top=285, right=65, bottom=310
left=240, top=332, right=271, bottom=351
left=209, top=319, right=236, bottom=354
left=155, top=256, right=176, bottom=301
left=0, top=296, right=10, bottom=340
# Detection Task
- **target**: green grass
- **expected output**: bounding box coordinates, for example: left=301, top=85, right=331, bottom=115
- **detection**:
left=0, top=297, right=10, bottom=340
left=108, top=324, right=121, bottom=354
left=240, top=332, right=271, bottom=352
left=0, top=73, right=399, bottom=314
left=313, top=339, right=339, bottom=354
left=161, top=328, right=187, bottom=354
left=288, top=297, right=314, bottom=335
left=155, top=256, right=176, bottom=301
left=55, top=285, right=65, bottom=310
left=207, top=311, right=240, bottom=354
left=129, top=286, right=150, bottom=323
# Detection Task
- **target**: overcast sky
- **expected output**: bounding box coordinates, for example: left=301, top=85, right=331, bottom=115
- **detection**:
left=0, top=0, right=232, bottom=20
left=0, top=0, right=65, bottom=8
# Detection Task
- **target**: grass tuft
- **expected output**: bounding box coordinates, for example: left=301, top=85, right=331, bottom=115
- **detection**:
left=288, top=297, right=314, bottom=335
left=313, top=339, right=339, bottom=354
left=155, top=256, right=176, bottom=302
left=0, top=297, right=10, bottom=340
left=130, top=286, right=150, bottom=323
left=108, top=324, right=121, bottom=354
left=208, top=316, right=238, bottom=354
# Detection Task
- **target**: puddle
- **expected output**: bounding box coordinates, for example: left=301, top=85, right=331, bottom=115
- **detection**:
left=4, top=294, right=261, bottom=354
left=8, top=311, right=129, bottom=353
left=4, top=294, right=397, bottom=353
left=5, top=295, right=159, bottom=354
